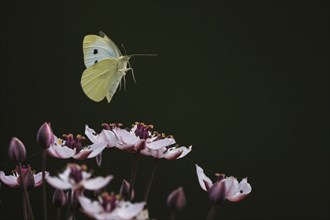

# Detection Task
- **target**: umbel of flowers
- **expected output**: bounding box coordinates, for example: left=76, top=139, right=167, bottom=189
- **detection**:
left=0, top=120, right=251, bottom=220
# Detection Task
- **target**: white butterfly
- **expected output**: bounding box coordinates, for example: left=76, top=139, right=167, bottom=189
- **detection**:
left=81, top=31, right=155, bottom=103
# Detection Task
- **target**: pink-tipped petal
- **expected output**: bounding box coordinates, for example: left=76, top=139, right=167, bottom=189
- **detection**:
left=117, top=202, right=146, bottom=219
left=34, top=171, right=49, bottom=187
left=101, top=130, right=118, bottom=147
left=73, top=150, right=92, bottom=160
left=196, top=164, right=213, bottom=191
left=87, top=143, right=107, bottom=158
left=227, top=178, right=252, bottom=202
left=82, top=171, right=92, bottom=179
left=46, top=176, right=72, bottom=190
left=115, top=128, right=139, bottom=146
left=147, top=138, right=176, bottom=150
left=83, top=175, right=113, bottom=191
left=163, top=148, right=183, bottom=160
left=0, top=171, right=19, bottom=187
left=78, top=196, right=103, bottom=216
left=224, top=176, right=240, bottom=198
left=177, top=145, right=192, bottom=159
left=85, top=125, right=98, bottom=143
left=48, top=144, right=75, bottom=159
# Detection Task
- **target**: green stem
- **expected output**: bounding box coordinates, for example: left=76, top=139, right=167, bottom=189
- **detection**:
left=142, top=158, right=159, bottom=202
left=128, top=152, right=140, bottom=201
left=18, top=163, right=34, bottom=220
left=42, top=149, right=48, bottom=220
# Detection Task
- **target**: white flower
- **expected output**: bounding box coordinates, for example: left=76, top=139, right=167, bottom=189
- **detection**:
left=47, top=134, right=106, bottom=160
left=0, top=165, right=48, bottom=188
left=115, top=122, right=178, bottom=153
left=46, top=163, right=112, bottom=192
left=78, top=193, right=146, bottom=220
left=141, top=144, right=192, bottom=160
left=196, top=164, right=252, bottom=203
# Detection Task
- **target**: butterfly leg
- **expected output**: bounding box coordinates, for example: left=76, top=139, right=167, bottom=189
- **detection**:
left=127, top=68, right=137, bottom=84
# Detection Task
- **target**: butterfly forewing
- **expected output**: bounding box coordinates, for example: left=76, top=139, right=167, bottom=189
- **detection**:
left=99, top=31, right=122, bottom=57
left=81, top=58, right=119, bottom=102
left=83, top=34, right=120, bottom=68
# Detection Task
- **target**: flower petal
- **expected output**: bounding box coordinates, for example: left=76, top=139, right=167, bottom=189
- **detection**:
left=83, top=175, right=113, bottom=191
left=87, top=143, right=107, bottom=158
left=227, top=177, right=252, bottom=202
left=82, top=171, right=92, bottom=180
left=78, top=195, right=103, bottom=216
left=115, top=128, right=139, bottom=146
left=46, top=176, right=72, bottom=190
left=195, top=164, right=213, bottom=191
left=34, top=171, right=49, bottom=187
left=177, top=145, right=192, bottom=159
left=146, top=138, right=176, bottom=150
left=48, top=144, right=75, bottom=159
left=163, top=148, right=183, bottom=160
left=85, top=125, right=99, bottom=143
left=73, top=150, right=92, bottom=160
left=224, top=176, right=240, bottom=199
left=101, top=130, right=118, bottom=147
left=117, top=202, right=146, bottom=219
left=58, top=167, right=71, bottom=182
left=0, top=171, right=19, bottom=187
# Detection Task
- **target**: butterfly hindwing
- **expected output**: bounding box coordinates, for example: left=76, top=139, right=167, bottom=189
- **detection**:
left=83, top=33, right=121, bottom=68
left=81, top=58, right=120, bottom=102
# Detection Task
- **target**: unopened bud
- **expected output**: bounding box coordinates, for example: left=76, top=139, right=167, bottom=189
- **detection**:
left=167, top=187, right=186, bottom=211
left=209, top=180, right=226, bottom=204
left=37, top=122, right=54, bottom=149
left=23, top=169, right=35, bottom=191
left=8, top=137, right=26, bottom=163
left=52, top=189, right=67, bottom=207
left=120, top=179, right=134, bottom=200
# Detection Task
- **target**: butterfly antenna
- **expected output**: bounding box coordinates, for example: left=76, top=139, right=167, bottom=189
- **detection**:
left=121, top=44, right=127, bottom=55
left=129, top=54, right=157, bottom=57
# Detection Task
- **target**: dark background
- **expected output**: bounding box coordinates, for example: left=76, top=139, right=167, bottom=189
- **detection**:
left=0, top=1, right=329, bottom=220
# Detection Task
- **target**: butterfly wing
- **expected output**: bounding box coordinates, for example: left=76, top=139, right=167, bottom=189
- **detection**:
left=81, top=58, right=121, bottom=102
left=83, top=31, right=122, bottom=68
left=99, top=31, right=122, bottom=57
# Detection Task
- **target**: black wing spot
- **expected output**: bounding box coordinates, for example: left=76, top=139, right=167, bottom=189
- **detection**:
left=93, top=49, right=98, bottom=54
left=94, top=60, right=98, bottom=64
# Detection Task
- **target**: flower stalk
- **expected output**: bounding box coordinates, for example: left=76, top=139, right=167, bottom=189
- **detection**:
left=42, top=149, right=48, bottom=220
left=206, top=204, right=219, bottom=220
left=143, top=158, right=159, bottom=202
left=18, top=163, right=34, bottom=220
left=128, top=153, right=140, bottom=201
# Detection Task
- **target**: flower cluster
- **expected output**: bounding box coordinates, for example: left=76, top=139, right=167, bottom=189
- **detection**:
left=0, top=120, right=252, bottom=220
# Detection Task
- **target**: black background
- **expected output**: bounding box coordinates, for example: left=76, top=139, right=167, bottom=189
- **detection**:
left=0, top=1, right=329, bottom=220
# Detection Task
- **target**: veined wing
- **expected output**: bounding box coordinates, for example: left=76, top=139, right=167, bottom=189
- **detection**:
left=83, top=33, right=120, bottom=68
left=81, top=58, right=119, bottom=102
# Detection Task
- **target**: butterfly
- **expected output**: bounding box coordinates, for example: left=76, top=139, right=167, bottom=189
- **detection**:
left=81, top=31, right=156, bottom=103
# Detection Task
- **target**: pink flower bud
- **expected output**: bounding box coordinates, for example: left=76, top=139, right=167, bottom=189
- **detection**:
left=52, top=189, right=67, bottom=207
left=208, top=180, right=226, bottom=204
left=119, top=179, right=134, bottom=200
left=167, top=187, right=186, bottom=211
left=22, top=169, right=35, bottom=191
left=37, top=122, right=54, bottom=149
left=8, top=137, right=26, bottom=163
